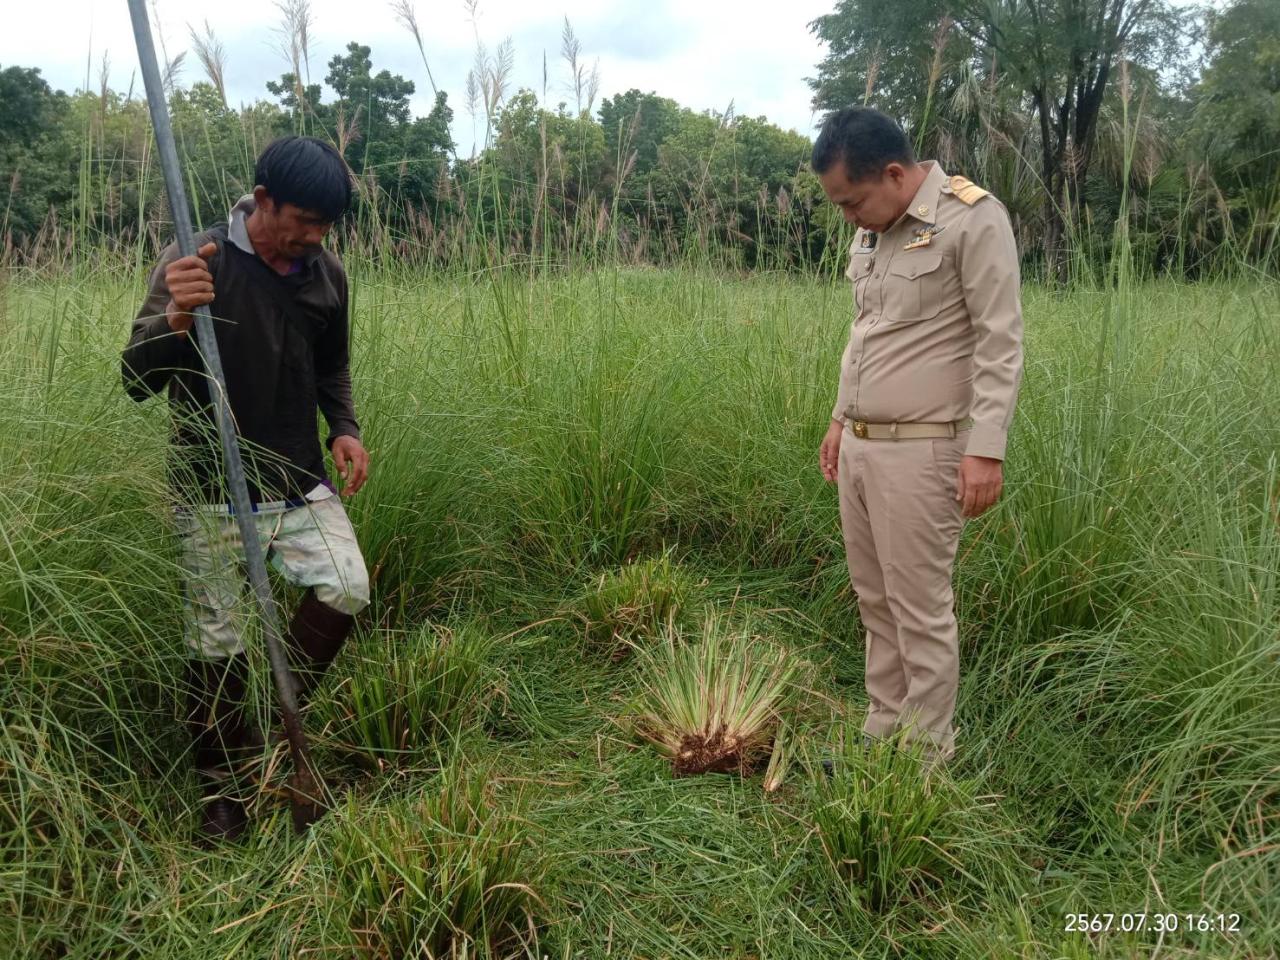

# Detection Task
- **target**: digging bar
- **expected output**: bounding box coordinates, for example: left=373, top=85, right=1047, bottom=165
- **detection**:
left=125, top=0, right=325, bottom=832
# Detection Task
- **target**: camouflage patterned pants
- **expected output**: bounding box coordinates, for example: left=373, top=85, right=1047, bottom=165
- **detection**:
left=176, top=494, right=370, bottom=658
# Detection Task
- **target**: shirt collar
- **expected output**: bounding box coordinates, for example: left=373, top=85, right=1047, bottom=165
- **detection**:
left=902, top=161, right=947, bottom=227
left=227, top=194, right=257, bottom=255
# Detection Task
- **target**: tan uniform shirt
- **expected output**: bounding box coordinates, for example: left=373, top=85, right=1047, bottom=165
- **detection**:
left=831, top=161, right=1024, bottom=460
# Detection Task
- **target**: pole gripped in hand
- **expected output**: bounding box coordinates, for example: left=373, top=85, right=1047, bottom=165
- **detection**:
left=125, top=0, right=327, bottom=833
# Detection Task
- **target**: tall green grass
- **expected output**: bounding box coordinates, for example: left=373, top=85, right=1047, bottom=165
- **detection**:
left=1, top=259, right=1277, bottom=956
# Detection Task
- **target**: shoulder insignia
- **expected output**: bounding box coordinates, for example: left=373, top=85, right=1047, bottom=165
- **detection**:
left=948, top=175, right=990, bottom=205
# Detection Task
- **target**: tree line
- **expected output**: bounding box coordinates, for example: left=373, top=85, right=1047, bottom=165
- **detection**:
left=1, top=0, right=1276, bottom=278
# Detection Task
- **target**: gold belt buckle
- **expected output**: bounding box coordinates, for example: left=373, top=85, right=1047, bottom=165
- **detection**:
left=852, top=419, right=868, bottom=438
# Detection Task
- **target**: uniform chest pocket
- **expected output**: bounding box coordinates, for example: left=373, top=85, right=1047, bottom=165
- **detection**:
left=846, top=254, right=874, bottom=281
left=883, top=253, right=945, bottom=323
left=847, top=255, right=875, bottom=308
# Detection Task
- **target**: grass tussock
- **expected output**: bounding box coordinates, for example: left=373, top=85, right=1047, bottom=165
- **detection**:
left=630, top=613, right=805, bottom=777
left=810, top=730, right=1019, bottom=914
left=327, top=761, right=544, bottom=958
left=570, top=550, right=697, bottom=657
left=324, top=622, right=497, bottom=759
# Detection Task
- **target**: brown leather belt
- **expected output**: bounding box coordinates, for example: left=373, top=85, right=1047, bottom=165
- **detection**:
left=845, top=417, right=973, bottom=440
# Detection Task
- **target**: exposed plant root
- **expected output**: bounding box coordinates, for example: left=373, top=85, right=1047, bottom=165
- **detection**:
left=671, top=729, right=769, bottom=777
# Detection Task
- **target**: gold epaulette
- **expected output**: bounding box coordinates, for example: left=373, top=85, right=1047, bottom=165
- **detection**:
left=948, top=175, right=990, bottom=205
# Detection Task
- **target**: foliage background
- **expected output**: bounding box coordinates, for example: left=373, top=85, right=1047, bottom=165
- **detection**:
left=2, top=0, right=1277, bottom=278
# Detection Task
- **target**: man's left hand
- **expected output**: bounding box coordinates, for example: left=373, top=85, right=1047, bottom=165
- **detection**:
left=956, top=455, right=1003, bottom=518
left=331, top=435, right=370, bottom=496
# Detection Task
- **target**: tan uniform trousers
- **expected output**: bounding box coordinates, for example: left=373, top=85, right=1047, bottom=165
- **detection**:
left=837, top=424, right=967, bottom=759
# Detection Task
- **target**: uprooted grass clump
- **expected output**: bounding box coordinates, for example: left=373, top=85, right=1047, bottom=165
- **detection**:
left=326, top=760, right=544, bottom=958
left=321, top=621, right=497, bottom=760
left=570, top=551, right=697, bottom=658
left=809, top=729, right=1021, bottom=914
left=630, top=612, right=804, bottom=777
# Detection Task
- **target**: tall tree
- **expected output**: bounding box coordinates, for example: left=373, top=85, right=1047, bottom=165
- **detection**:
left=324, top=42, right=416, bottom=167
left=810, top=0, right=1186, bottom=277
left=598, top=89, right=683, bottom=185
left=1193, top=0, right=1280, bottom=189
left=1188, top=0, right=1280, bottom=268
left=0, top=66, right=73, bottom=244
left=267, top=43, right=454, bottom=217
left=966, top=0, right=1184, bottom=277
left=809, top=0, right=967, bottom=126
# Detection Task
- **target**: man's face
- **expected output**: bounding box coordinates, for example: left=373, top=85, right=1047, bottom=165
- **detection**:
left=255, top=191, right=334, bottom=258
left=818, top=161, right=910, bottom=233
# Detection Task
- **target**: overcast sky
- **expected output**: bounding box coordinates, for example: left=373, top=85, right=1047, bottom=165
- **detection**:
left=2, top=0, right=835, bottom=153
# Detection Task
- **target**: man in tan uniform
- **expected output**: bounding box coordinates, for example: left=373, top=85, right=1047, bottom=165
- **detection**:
left=813, top=107, right=1023, bottom=761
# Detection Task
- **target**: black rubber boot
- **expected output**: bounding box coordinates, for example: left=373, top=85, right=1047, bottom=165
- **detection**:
left=185, top=654, right=259, bottom=843
left=193, top=769, right=248, bottom=841
left=284, top=589, right=355, bottom=706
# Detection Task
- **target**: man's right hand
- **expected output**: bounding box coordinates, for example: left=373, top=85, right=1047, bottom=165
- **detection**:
left=819, top=418, right=844, bottom=484
left=164, top=241, right=217, bottom=336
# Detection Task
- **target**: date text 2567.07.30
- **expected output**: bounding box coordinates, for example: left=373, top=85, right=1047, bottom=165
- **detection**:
left=1064, top=914, right=1242, bottom=934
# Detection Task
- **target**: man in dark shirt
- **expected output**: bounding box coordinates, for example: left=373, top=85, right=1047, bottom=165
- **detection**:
left=122, top=136, right=371, bottom=842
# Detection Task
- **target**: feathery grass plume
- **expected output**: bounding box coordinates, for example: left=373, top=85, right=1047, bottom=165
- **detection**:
left=464, top=3, right=513, bottom=141
left=809, top=730, right=1017, bottom=913
left=463, top=0, right=485, bottom=153
left=464, top=57, right=483, bottom=155
left=488, top=37, right=515, bottom=119
left=188, top=21, right=228, bottom=107
left=863, top=42, right=882, bottom=106
left=161, top=51, right=187, bottom=99
left=570, top=551, right=696, bottom=658
left=274, top=0, right=315, bottom=127
left=96, top=51, right=110, bottom=117
left=915, top=16, right=954, bottom=154
left=334, top=102, right=361, bottom=160
left=388, top=0, right=439, bottom=99
left=322, top=621, right=496, bottom=759
left=561, top=17, right=600, bottom=117
left=630, top=613, right=802, bottom=777
left=328, top=759, right=545, bottom=956
left=147, top=0, right=185, bottom=98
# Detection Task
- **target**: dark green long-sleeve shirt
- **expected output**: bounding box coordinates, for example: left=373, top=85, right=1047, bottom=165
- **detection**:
left=122, top=221, right=359, bottom=505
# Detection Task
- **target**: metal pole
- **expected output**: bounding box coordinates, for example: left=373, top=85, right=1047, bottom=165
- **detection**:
left=126, top=0, right=324, bottom=830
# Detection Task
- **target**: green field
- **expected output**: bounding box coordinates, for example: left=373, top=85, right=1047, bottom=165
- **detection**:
left=1, top=266, right=1277, bottom=958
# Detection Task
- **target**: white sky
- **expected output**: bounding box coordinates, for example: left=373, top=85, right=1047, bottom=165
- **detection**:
left=1, top=0, right=834, bottom=153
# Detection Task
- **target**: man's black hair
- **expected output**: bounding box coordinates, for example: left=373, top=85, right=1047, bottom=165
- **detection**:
left=811, top=107, right=916, bottom=182
left=255, top=136, right=353, bottom=223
